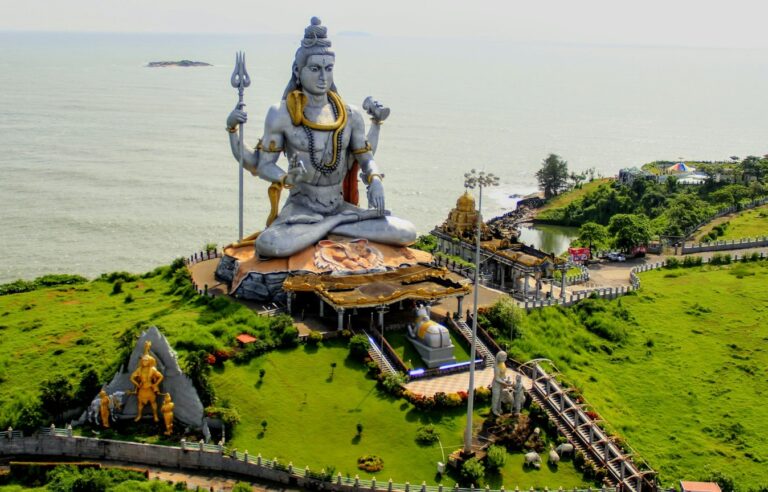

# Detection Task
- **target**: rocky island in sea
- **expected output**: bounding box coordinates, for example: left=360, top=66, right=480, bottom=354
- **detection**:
left=147, top=60, right=211, bottom=67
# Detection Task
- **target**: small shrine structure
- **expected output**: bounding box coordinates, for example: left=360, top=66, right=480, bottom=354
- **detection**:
left=432, top=192, right=569, bottom=300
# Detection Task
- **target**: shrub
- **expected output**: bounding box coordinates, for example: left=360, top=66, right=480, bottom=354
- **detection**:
left=415, top=424, right=439, bottom=445
left=664, top=257, right=679, bottom=269
left=279, top=325, right=299, bottom=347
left=306, top=330, right=323, bottom=346
left=348, top=334, right=370, bottom=359
left=711, top=253, right=724, bottom=265
left=357, top=455, right=384, bottom=473
left=573, top=450, right=586, bottom=470
left=124, top=294, right=134, bottom=304
left=46, top=466, right=147, bottom=492
left=460, top=457, right=484, bottom=486
left=706, top=471, right=735, bottom=492
left=484, top=297, right=523, bottom=341
left=485, top=445, right=507, bottom=471
left=381, top=372, right=406, bottom=395
left=111, top=280, right=124, bottom=295
left=682, top=255, right=703, bottom=268
left=204, top=406, right=241, bottom=428
left=232, top=483, right=252, bottom=492
left=474, top=386, right=492, bottom=403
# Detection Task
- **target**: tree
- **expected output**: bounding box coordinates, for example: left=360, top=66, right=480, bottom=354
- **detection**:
left=486, top=297, right=523, bottom=341
left=39, top=375, right=74, bottom=422
left=356, top=422, right=363, bottom=436
left=329, top=362, right=337, bottom=380
left=536, top=154, right=569, bottom=199
left=578, top=222, right=610, bottom=257
left=608, top=214, right=652, bottom=252
left=182, top=351, right=215, bottom=406
left=741, top=155, right=768, bottom=183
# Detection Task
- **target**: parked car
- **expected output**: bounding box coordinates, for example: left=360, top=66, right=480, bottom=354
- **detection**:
left=605, top=252, right=626, bottom=262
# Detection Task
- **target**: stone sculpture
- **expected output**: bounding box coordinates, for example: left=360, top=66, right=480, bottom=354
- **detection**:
left=130, top=341, right=165, bottom=422
left=491, top=351, right=512, bottom=416
left=78, top=326, right=204, bottom=430
left=225, top=17, right=416, bottom=258
left=406, top=304, right=456, bottom=368
left=161, top=393, right=175, bottom=436
left=512, top=373, right=525, bottom=415
left=524, top=451, right=541, bottom=469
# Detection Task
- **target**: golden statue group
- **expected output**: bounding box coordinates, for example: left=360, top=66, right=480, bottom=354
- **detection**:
left=97, top=341, right=174, bottom=435
left=80, top=326, right=204, bottom=435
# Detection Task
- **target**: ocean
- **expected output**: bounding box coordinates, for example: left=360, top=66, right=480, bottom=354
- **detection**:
left=1, top=32, right=766, bottom=282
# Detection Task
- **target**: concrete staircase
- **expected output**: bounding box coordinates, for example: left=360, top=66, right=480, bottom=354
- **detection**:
left=452, top=318, right=495, bottom=365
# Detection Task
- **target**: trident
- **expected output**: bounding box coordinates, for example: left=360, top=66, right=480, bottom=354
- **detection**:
left=231, top=51, right=251, bottom=240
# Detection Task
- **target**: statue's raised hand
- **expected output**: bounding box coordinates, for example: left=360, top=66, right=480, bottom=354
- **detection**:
left=367, top=178, right=385, bottom=214
left=226, top=107, right=248, bottom=129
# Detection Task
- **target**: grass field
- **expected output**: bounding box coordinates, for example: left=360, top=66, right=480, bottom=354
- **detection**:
left=210, top=340, right=592, bottom=489
left=536, top=179, right=612, bottom=215
left=695, top=203, right=768, bottom=242
left=384, top=329, right=473, bottom=369
left=0, top=268, right=270, bottom=427
left=0, top=270, right=592, bottom=489
left=504, top=261, right=768, bottom=488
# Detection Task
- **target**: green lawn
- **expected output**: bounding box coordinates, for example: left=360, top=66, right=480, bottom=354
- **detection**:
left=0, top=268, right=270, bottom=427
left=504, top=261, right=768, bottom=488
left=698, top=204, right=768, bottom=241
left=384, top=329, right=473, bottom=370
left=211, top=340, right=592, bottom=489
left=536, top=179, right=612, bottom=215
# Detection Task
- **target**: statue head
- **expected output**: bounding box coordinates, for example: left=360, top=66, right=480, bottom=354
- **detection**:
left=496, top=351, right=507, bottom=364
left=283, top=17, right=338, bottom=98
left=164, top=393, right=172, bottom=403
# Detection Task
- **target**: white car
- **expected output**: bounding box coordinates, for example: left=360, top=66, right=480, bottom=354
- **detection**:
left=606, top=252, right=626, bottom=262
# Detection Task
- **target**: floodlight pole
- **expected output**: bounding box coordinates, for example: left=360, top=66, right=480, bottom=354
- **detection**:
left=462, top=170, right=498, bottom=455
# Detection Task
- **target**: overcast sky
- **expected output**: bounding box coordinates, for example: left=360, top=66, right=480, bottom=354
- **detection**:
left=2, top=0, right=767, bottom=48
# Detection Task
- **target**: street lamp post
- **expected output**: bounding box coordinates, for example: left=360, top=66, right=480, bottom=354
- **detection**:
left=462, top=169, right=499, bottom=455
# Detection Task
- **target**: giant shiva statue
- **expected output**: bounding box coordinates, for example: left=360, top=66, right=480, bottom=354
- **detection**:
left=226, top=17, right=416, bottom=258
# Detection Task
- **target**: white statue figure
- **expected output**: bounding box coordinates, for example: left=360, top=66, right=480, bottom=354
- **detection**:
left=491, top=351, right=513, bottom=416
left=226, top=17, right=416, bottom=257
left=512, top=373, right=525, bottom=415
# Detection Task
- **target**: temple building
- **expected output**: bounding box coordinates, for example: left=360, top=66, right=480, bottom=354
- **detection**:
left=432, top=191, right=569, bottom=301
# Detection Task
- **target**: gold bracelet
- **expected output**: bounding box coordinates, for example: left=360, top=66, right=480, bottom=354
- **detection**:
left=279, top=174, right=294, bottom=190
left=352, top=142, right=372, bottom=155
left=227, top=126, right=238, bottom=134
left=367, top=173, right=383, bottom=185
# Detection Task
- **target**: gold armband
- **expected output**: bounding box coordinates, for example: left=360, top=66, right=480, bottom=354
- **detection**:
left=226, top=126, right=238, bottom=134
left=256, top=139, right=283, bottom=153
left=367, top=173, right=383, bottom=185
left=279, top=174, right=294, bottom=190
left=352, top=142, right=373, bottom=155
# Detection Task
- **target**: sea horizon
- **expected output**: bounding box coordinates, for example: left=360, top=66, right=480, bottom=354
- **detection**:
left=1, top=31, right=766, bottom=282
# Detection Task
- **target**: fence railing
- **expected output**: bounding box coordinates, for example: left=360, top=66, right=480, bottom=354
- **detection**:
left=682, top=236, right=768, bottom=254
left=185, top=248, right=221, bottom=266
left=6, top=429, right=618, bottom=492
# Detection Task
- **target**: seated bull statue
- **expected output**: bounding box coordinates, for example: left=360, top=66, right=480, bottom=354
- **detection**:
left=406, top=304, right=455, bottom=368
left=407, top=304, right=451, bottom=348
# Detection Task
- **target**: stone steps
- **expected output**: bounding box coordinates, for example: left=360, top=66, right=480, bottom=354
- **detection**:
left=453, top=319, right=495, bottom=365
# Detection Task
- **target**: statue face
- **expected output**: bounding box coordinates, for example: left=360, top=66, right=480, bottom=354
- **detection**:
left=297, top=55, right=335, bottom=96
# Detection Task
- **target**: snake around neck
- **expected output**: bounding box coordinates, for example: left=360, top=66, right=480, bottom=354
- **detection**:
left=286, top=90, right=348, bottom=175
